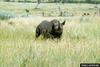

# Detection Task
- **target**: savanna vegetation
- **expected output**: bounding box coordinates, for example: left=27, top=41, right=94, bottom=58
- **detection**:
left=0, top=2, right=100, bottom=67
left=1, top=0, right=100, bottom=4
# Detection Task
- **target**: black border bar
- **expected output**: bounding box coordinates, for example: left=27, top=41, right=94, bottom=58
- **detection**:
left=80, top=63, right=100, bottom=67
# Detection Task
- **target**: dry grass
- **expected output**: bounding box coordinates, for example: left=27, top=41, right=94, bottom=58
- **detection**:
left=0, top=15, right=100, bottom=67
left=0, top=2, right=100, bottom=67
left=0, top=2, right=99, bottom=16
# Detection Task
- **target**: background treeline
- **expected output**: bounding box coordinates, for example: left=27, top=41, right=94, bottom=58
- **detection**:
left=1, top=0, right=100, bottom=4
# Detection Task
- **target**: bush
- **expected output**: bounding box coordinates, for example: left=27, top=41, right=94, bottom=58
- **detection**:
left=0, top=10, right=16, bottom=20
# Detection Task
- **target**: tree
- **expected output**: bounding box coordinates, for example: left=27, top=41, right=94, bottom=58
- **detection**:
left=4, top=0, right=10, bottom=2
left=55, top=0, right=65, bottom=16
left=86, top=0, right=92, bottom=3
left=35, top=0, right=41, bottom=9
left=24, top=0, right=27, bottom=2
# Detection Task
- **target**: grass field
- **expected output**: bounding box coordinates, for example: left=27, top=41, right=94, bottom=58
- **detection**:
left=0, top=2, right=100, bottom=67
left=0, top=2, right=99, bottom=16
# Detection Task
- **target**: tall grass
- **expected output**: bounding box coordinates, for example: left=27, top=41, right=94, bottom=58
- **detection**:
left=0, top=16, right=100, bottom=67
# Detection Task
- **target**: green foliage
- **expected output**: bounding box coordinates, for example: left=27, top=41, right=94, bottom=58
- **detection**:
left=1, top=0, right=100, bottom=3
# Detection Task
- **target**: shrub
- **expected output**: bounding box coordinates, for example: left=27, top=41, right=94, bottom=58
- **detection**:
left=0, top=10, right=16, bottom=20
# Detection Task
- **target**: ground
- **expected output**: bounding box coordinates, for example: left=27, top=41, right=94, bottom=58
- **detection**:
left=0, top=2, right=100, bottom=67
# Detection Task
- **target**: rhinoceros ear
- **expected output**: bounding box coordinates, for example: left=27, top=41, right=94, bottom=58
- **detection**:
left=62, top=20, right=66, bottom=25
